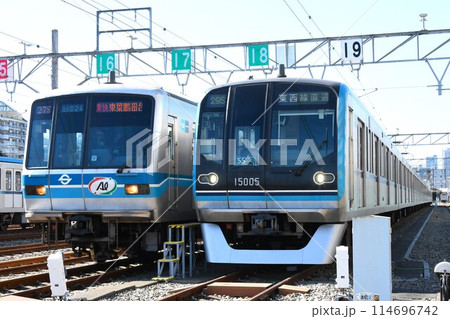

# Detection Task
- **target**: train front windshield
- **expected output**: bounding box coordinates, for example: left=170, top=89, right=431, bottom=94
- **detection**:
left=197, top=82, right=337, bottom=191
left=26, top=94, right=154, bottom=170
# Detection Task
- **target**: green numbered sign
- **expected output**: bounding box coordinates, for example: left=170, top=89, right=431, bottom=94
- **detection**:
left=97, top=53, right=116, bottom=74
left=249, top=44, right=269, bottom=67
left=172, top=49, right=192, bottom=71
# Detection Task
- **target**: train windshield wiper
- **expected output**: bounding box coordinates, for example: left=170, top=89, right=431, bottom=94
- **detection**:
left=117, top=163, right=130, bottom=173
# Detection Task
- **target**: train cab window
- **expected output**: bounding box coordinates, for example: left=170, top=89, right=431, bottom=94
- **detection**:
left=87, top=95, right=154, bottom=168
left=26, top=99, right=54, bottom=168
left=15, top=171, right=21, bottom=192
left=270, top=84, right=336, bottom=167
left=52, top=97, right=86, bottom=169
left=198, top=87, right=227, bottom=165
left=229, top=84, right=267, bottom=166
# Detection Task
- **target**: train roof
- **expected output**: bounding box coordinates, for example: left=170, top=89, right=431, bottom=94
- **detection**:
left=0, top=156, right=22, bottom=164
left=32, top=83, right=196, bottom=105
left=204, top=77, right=343, bottom=92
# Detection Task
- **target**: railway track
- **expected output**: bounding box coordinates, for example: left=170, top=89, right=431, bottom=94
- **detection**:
left=0, top=257, right=145, bottom=299
left=159, top=265, right=323, bottom=301
left=0, top=228, right=41, bottom=242
left=0, top=252, right=90, bottom=276
left=0, top=241, right=70, bottom=257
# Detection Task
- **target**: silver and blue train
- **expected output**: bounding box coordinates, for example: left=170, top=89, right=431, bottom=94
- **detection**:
left=194, top=77, right=432, bottom=265
left=23, top=81, right=197, bottom=260
left=0, top=156, right=25, bottom=230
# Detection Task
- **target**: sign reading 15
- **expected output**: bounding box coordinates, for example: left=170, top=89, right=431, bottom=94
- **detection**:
left=0, top=59, right=8, bottom=79
left=340, top=39, right=363, bottom=63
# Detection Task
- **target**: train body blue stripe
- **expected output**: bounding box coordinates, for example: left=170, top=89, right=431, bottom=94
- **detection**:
left=23, top=172, right=192, bottom=199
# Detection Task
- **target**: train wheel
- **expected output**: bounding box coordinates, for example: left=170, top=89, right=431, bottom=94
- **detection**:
left=92, top=243, right=109, bottom=263
left=441, top=274, right=449, bottom=301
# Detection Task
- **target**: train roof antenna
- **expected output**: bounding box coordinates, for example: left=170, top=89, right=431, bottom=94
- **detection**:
left=106, top=70, right=117, bottom=84
left=278, top=64, right=287, bottom=78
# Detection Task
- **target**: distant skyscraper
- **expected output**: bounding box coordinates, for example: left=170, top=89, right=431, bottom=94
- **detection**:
left=444, top=148, right=450, bottom=170
left=426, top=155, right=438, bottom=169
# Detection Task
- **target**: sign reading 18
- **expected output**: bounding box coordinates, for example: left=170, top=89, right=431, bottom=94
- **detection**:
left=249, top=45, right=269, bottom=67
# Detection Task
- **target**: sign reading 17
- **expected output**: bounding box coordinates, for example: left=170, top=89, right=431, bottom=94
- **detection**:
left=172, top=49, right=191, bottom=71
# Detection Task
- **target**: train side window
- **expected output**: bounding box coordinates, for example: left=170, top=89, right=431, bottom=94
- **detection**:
left=357, top=120, right=365, bottom=171
left=5, top=170, right=12, bottom=191
left=15, top=171, right=21, bottom=192
left=168, top=124, right=174, bottom=161
left=374, top=135, right=379, bottom=176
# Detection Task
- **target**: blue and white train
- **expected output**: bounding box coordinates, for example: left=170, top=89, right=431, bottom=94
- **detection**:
left=194, top=76, right=432, bottom=264
left=23, top=80, right=197, bottom=261
left=0, top=156, right=25, bottom=230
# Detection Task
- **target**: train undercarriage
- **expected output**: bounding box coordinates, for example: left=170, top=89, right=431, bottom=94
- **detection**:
left=40, top=215, right=166, bottom=262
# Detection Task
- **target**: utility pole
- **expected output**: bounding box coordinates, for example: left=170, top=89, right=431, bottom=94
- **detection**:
left=51, top=29, right=58, bottom=90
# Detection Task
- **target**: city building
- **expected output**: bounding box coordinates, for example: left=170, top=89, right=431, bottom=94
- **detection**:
left=0, top=101, right=27, bottom=159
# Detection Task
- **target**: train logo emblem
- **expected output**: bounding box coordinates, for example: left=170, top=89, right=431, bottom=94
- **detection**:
left=88, top=177, right=117, bottom=195
left=58, top=174, right=72, bottom=185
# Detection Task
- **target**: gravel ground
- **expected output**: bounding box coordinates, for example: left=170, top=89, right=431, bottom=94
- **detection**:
left=391, top=205, right=450, bottom=297
left=2, top=205, right=448, bottom=301
left=93, top=205, right=449, bottom=301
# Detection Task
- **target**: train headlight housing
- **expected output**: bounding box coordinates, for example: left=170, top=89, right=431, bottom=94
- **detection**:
left=313, top=171, right=335, bottom=185
left=125, top=184, right=150, bottom=195
left=25, top=185, right=46, bottom=196
left=198, top=172, right=219, bottom=186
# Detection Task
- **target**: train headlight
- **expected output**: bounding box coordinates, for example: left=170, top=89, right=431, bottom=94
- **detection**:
left=198, top=172, right=219, bottom=186
left=313, top=171, right=335, bottom=185
left=25, top=185, right=46, bottom=196
left=125, top=184, right=150, bottom=195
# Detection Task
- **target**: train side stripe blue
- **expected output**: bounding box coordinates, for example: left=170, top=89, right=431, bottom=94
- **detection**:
left=23, top=172, right=193, bottom=199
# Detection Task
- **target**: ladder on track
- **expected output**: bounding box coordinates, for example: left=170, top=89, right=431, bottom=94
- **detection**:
left=152, top=222, right=201, bottom=281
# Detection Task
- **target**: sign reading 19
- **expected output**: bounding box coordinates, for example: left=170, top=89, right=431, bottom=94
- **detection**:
left=340, top=39, right=363, bottom=63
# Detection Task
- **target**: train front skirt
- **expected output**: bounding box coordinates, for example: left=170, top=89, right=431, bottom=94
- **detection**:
left=201, top=223, right=347, bottom=264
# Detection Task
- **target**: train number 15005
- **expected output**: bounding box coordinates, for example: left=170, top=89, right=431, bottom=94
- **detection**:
left=234, top=177, right=260, bottom=187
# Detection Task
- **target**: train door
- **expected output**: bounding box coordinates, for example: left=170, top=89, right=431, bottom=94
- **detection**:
left=50, top=96, right=87, bottom=210
left=357, top=119, right=365, bottom=208
left=374, top=135, right=380, bottom=206
left=394, top=157, right=398, bottom=205
left=386, top=150, right=391, bottom=204
left=227, top=84, right=267, bottom=209
left=348, top=108, right=354, bottom=209
left=14, top=170, right=22, bottom=208
left=168, top=116, right=178, bottom=208
left=4, top=170, right=13, bottom=208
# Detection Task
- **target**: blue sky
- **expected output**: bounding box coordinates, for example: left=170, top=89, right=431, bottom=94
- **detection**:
left=1, top=0, right=449, bottom=166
